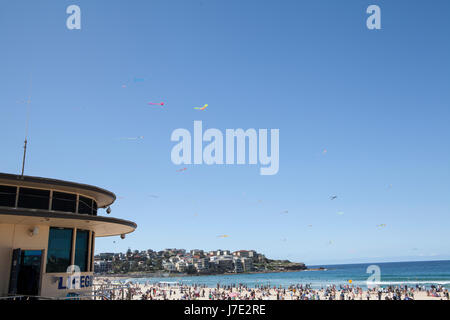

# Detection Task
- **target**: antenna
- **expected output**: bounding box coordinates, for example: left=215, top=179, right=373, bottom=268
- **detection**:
left=20, top=75, right=32, bottom=178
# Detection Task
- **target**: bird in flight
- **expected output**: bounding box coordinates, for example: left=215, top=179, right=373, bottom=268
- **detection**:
left=194, top=104, right=208, bottom=110
left=330, top=195, right=337, bottom=200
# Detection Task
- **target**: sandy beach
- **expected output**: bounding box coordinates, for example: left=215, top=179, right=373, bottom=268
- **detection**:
left=93, top=277, right=449, bottom=301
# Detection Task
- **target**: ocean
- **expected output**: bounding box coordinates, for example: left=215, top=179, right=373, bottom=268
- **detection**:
left=121, top=260, right=450, bottom=289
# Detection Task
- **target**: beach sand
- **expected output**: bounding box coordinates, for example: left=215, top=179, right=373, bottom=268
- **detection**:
left=93, top=277, right=447, bottom=301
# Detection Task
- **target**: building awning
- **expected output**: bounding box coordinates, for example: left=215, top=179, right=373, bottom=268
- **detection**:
left=0, top=207, right=136, bottom=237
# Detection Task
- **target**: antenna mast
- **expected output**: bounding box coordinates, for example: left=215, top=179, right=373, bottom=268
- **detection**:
left=21, top=76, right=32, bottom=177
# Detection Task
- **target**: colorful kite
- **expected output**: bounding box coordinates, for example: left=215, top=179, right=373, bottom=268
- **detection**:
left=176, top=167, right=187, bottom=172
left=148, top=102, right=165, bottom=106
left=217, top=235, right=229, bottom=238
left=337, top=211, right=344, bottom=215
left=377, top=224, right=387, bottom=228
left=194, top=104, right=208, bottom=110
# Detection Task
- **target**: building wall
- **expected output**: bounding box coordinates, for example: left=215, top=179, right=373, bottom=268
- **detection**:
left=0, top=224, right=50, bottom=297
left=0, top=223, right=96, bottom=299
left=40, top=272, right=94, bottom=299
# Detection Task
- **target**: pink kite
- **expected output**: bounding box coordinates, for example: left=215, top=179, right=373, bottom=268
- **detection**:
left=148, top=102, right=164, bottom=106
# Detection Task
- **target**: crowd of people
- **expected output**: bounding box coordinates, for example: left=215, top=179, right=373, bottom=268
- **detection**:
left=93, top=278, right=450, bottom=300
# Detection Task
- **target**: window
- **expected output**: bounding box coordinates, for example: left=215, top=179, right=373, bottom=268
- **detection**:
left=52, top=191, right=77, bottom=213
left=90, top=232, right=95, bottom=272
left=18, top=188, right=50, bottom=210
left=78, top=196, right=93, bottom=215
left=92, top=201, right=98, bottom=216
left=46, top=227, right=73, bottom=273
left=0, top=185, right=17, bottom=207
left=74, top=229, right=89, bottom=272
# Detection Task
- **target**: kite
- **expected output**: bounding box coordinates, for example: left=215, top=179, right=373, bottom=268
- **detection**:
left=323, top=149, right=327, bottom=154
left=148, top=195, right=159, bottom=198
left=121, top=85, right=127, bottom=88
left=308, top=225, right=313, bottom=227
left=120, top=136, right=144, bottom=141
left=217, top=235, right=229, bottom=238
left=377, top=224, right=387, bottom=228
left=330, top=195, right=337, bottom=200
left=176, top=167, right=187, bottom=172
left=280, top=210, right=289, bottom=214
left=337, top=211, right=344, bottom=215
left=148, top=102, right=165, bottom=106
left=194, top=104, right=208, bottom=110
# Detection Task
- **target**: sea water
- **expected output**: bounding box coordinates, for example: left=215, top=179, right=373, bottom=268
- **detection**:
left=121, top=260, right=450, bottom=289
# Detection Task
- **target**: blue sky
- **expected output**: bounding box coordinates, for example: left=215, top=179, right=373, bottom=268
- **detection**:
left=0, top=0, right=449, bottom=265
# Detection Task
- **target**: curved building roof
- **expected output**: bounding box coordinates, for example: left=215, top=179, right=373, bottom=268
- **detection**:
left=0, top=172, right=137, bottom=237
left=0, top=172, right=116, bottom=208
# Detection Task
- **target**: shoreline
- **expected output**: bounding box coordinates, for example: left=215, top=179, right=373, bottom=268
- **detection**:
left=95, top=268, right=323, bottom=280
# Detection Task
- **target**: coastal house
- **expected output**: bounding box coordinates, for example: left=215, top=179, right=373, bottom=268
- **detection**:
left=233, top=257, right=244, bottom=273
left=162, top=261, right=176, bottom=272
left=175, top=261, right=187, bottom=272
left=94, top=260, right=113, bottom=274
left=241, top=258, right=254, bottom=272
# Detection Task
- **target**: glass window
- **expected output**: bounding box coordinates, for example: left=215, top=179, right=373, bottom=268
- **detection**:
left=46, top=227, right=73, bottom=273
left=78, top=196, right=93, bottom=215
left=52, top=191, right=77, bottom=213
left=18, top=187, right=50, bottom=210
left=92, top=201, right=98, bottom=216
left=74, top=229, right=89, bottom=272
left=90, top=232, right=95, bottom=272
left=0, top=185, right=17, bottom=207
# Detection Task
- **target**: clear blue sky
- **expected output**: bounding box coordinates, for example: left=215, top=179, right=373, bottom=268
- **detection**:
left=1, top=0, right=449, bottom=265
